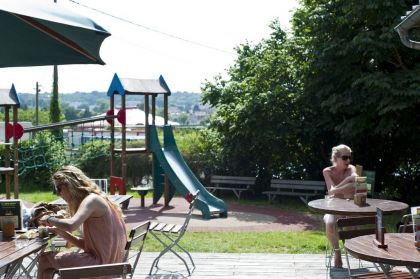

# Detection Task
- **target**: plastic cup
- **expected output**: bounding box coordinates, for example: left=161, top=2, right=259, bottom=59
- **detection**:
left=3, top=222, right=15, bottom=238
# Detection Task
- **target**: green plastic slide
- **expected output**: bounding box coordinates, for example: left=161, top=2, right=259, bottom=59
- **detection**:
left=149, top=125, right=227, bottom=219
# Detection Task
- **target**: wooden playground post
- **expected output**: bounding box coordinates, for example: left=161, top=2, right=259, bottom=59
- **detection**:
left=151, top=94, right=156, bottom=124
left=4, top=106, right=11, bottom=199
left=121, top=94, right=127, bottom=187
left=164, top=94, right=168, bottom=125
left=110, top=95, right=115, bottom=176
left=144, top=94, right=149, bottom=152
left=13, top=106, right=19, bottom=198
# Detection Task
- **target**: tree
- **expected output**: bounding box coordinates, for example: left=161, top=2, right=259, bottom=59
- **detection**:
left=49, top=65, right=63, bottom=138
left=202, top=20, right=305, bottom=193
left=177, top=112, right=189, bottom=125
left=292, top=0, right=420, bottom=200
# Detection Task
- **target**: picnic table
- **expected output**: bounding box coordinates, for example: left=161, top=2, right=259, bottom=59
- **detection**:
left=308, top=197, right=408, bottom=216
left=0, top=233, right=49, bottom=278
left=51, top=194, right=133, bottom=208
left=345, top=233, right=420, bottom=278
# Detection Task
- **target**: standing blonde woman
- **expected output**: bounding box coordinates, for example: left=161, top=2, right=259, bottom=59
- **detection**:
left=37, top=166, right=127, bottom=279
left=323, top=144, right=357, bottom=268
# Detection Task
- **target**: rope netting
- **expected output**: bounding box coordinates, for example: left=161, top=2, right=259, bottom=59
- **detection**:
left=13, top=119, right=109, bottom=176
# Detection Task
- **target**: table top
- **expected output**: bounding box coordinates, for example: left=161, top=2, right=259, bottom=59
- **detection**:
left=308, top=198, right=408, bottom=216
left=0, top=235, right=48, bottom=270
left=51, top=194, right=133, bottom=207
left=345, top=233, right=420, bottom=268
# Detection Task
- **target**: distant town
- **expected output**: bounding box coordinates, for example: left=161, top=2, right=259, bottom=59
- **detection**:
left=16, top=91, right=214, bottom=126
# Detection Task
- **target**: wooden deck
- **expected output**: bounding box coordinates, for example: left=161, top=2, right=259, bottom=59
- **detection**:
left=19, top=252, right=410, bottom=278
left=132, top=252, right=386, bottom=278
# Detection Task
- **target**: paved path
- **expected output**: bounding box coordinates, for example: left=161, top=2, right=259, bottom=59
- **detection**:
left=124, top=197, right=321, bottom=232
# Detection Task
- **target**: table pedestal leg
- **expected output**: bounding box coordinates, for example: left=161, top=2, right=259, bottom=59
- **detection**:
left=138, top=190, right=149, bottom=207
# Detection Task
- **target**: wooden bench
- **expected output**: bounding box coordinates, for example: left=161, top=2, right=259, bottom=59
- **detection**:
left=207, top=175, right=256, bottom=199
left=263, top=179, right=325, bottom=204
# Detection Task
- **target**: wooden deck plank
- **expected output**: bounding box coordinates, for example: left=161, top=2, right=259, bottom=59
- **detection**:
left=21, top=252, right=410, bottom=278
left=127, top=253, right=396, bottom=278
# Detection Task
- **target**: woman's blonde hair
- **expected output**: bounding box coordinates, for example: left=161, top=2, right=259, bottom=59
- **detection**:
left=52, top=165, right=123, bottom=218
left=330, top=144, right=352, bottom=165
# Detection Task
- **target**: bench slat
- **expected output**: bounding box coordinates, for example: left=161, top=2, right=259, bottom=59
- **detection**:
left=269, top=184, right=325, bottom=191
left=208, top=175, right=256, bottom=199
left=265, top=179, right=325, bottom=204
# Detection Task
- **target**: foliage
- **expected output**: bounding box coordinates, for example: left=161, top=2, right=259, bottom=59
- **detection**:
left=291, top=0, right=420, bottom=198
left=201, top=0, right=420, bottom=200
left=49, top=65, right=63, bottom=138
left=16, top=108, right=50, bottom=124
left=173, top=128, right=208, bottom=180
left=202, top=20, right=307, bottom=192
left=17, top=131, right=67, bottom=191
left=74, top=140, right=110, bottom=179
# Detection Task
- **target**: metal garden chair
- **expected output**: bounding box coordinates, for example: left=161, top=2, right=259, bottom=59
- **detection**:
left=148, top=191, right=199, bottom=276
left=123, top=221, right=150, bottom=278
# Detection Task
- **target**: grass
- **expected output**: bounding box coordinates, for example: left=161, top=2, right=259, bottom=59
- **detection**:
left=144, top=231, right=327, bottom=253
left=14, top=190, right=406, bottom=253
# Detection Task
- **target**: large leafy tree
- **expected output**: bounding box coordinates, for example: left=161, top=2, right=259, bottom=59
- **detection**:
left=292, top=0, right=420, bottom=200
left=202, top=21, right=305, bottom=192
left=201, top=0, right=420, bottom=200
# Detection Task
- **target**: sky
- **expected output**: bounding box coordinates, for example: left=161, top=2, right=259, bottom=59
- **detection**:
left=0, top=0, right=298, bottom=94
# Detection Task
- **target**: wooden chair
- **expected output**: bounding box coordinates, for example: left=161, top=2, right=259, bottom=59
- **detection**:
left=123, top=221, right=150, bottom=278
left=362, top=170, right=376, bottom=197
left=398, top=214, right=413, bottom=233
left=336, top=216, right=379, bottom=277
left=149, top=191, right=199, bottom=276
left=58, top=262, right=132, bottom=279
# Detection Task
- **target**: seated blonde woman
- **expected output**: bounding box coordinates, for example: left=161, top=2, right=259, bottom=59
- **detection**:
left=323, top=144, right=357, bottom=268
left=37, top=166, right=127, bottom=279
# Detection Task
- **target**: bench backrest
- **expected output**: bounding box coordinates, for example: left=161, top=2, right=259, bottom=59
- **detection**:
left=270, top=179, right=325, bottom=191
left=211, top=175, right=256, bottom=185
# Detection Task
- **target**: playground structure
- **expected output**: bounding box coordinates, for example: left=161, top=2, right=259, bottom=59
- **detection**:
left=107, top=74, right=227, bottom=219
left=0, top=85, right=24, bottom=199
left=0, top=74, right=227, bottom=219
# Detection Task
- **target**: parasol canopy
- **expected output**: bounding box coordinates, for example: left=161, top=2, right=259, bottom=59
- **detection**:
left=0, top=0, right=111, bottom=67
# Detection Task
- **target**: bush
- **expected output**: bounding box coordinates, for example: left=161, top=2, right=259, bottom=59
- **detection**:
left=17, top=131, right=67, bottom=191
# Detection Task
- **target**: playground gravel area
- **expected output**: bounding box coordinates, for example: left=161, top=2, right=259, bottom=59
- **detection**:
left=124, top=197, right=321, bottom=232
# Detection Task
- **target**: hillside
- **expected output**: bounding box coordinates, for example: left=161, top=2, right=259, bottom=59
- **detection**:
left=16, top=91, right=213, bottom=125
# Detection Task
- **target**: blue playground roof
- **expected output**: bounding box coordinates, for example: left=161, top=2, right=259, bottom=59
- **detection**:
left=0, top=84, right=20, bottom=107
left=107, top=73, right=171, bottom=96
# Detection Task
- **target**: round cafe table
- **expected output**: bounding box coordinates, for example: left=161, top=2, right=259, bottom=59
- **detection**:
left=308, top=198, right=409, bottom=216
left=345, top=233, right=420, bottom=278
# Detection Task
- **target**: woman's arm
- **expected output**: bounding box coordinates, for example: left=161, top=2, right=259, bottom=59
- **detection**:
left=323, top=167, right=335, bottom=192
left=323, top=165, right=357, bottom=196
left=40, top=194, right=106, bottom=232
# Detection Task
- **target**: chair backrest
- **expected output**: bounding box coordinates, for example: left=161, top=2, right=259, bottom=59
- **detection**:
left=362, top=170, right=376, bottom=197
left=178, top=191, right=200, bottom=236
left=123, top=221, right=150, bottom=277
left=91, top=178, right=108, bottom=193
left=58, top=262, right=132, bottom=279
left=337, top=216, right=376, bottom=241
left=398, top=214, right=413, bottom=233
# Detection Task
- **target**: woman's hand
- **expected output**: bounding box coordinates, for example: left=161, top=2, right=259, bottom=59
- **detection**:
left=39, top=214, right=53, bottom=226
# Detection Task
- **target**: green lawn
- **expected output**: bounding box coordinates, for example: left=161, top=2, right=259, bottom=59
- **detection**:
left=14, top=191, right=405, bottom=253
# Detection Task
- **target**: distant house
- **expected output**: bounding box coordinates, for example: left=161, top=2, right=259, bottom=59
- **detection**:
left=65, top=107, right=178, bottom=147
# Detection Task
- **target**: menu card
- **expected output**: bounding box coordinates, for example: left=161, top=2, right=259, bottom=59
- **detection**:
left=374, top=207, right=387, bottom=248
left=0, top=199, right=22, bottom=231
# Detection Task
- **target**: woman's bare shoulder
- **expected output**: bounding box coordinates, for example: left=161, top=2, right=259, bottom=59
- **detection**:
left=323, top=166, right=334, bottom=174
